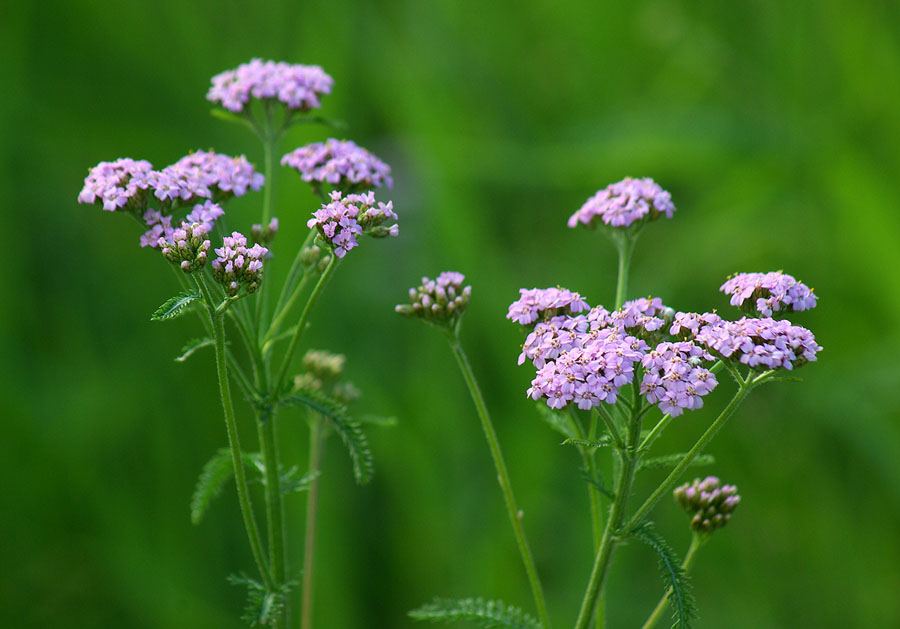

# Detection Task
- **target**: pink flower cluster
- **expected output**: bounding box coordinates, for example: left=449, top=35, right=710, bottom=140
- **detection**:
left=694, top=317, right=821, bottom=370
left=507, top=287, right=590, bottom=325
left=281, top=139, right=393, bottom=190
left=211, top=232, right=269, bottom=297
left=207, top=59, right=334, bottom=113
left=307, top=191, right=398, bottom=258
left=640, top=341, right=718, bottom=417
left=720, top=271, right=817, bottom=317
left=568, top=177, right=675, bottom=229
left=77, top=158, right=154, bottom=212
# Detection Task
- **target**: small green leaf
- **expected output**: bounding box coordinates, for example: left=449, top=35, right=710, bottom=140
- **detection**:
left=409, top=597, right=541, bottom=629
left=563, top=436, right=612, bottom=449
left=210, top=108, right=257, bottom=131
left=355, top=414, right=398, bottom=427
left=580, top=468, right=614, bottom=499
left=175, top=337, right=215, bottom=362
left=228, top=573, right=294, bottom=627
left=533, top=403, right=576, bottom=440
left=280, top=467, right=319, bottom=495
left=631, top=523, right=697, bottom=628
left=289, top=115, right=347, bottom=130
left=282, top=390, right=374, bottom=484
left=638, top=453, right=715, bottom=472
left=191, top=449, right=261, bottom=525
left=151, top=290, right=201, bottom=321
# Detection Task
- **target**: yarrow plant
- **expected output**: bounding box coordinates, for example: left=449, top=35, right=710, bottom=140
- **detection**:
left=400, top=176, right=820, bottom=629
left=80, top=59, right=397, bottom=628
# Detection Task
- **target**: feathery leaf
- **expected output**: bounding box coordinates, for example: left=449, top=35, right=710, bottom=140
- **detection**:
left=151, top=289, right=201, bottom=321
left=563, top=436, right=612, bottom=449
left=191, top=449, right=260, bottom=525
left=409, top=597, right=541, bottom=629
left=227, top=573, right=295, bottom=627
left=175, top=337, right=215, bottom=362
left=638, top=453, right=715, bottom=472
left=282, top=389, right=374, bottom=484
left=631, top=523, right=696, bottom=628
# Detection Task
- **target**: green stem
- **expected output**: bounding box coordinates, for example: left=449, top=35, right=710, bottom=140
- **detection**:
left=613, top=235, right=635, bottom=309
left=641, top=534, right=706, bottom=629
left=264, top=272, right=312, bottom=349
left=623, top=383, right=751, bottom=534
left=254, top=123, right=279, bottom=344
left=595, top=404, right=624, bottom=450
left=258, top=413, right=286, bottom=585
left=448, top=339, right=551, bottom=629
left=211, top=306, right=272, bottom=589
left=273, top=256, right=338, bottom=398
left=271, top=229, right=317, bottom=332
left=573, top=405, right=643, bottom=629
left=301, top=418, right=325, bottom=629
left=586, top=413, right=606, bottom=629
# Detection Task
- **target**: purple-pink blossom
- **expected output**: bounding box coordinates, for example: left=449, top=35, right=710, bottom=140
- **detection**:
left=78, top=158, right=154, bottom=212
left=282, top=139, right=393, bottom=190
left=160, top=221, right=211, bottom=274
left=720, top=271, right=817, bottom=317
left=640, top=341, right=718, bottom=417
left=396, top=272, right=472, bottom=323
left=211, top=232, right=269, bottom=296
left=694, top=317, right=821, bottom=370
left=207, top=59, right=334, bottom=113
left=307, top=190, right=398, bottom=258
left=152, top=151, right=264, bottom=207
left=568, top=177, right=675, bottom=229
left=507, top=288, right=590, bottom=325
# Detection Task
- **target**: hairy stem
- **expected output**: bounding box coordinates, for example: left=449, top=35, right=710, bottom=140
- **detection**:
left=448, top=339, right=551, bottom=629
left=613, top=235, right=635, bottom=309
left=258, top=413, right=286, bottom=584
left=641, top=534, right=705, bottom=629
left=301, top=418, right=325, bottom=629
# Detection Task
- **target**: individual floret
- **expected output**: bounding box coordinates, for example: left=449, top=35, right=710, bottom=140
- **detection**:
left=207, top=58, right=334, bottom=113
left=211, top=232, right=269, bottom=297
left=694, top=317, right=822, bottom=371
left=159, top=222, right=211, bottom=274
left=674, top=477, right=741, bottom=534
left=507, top=288, right=590, bottom=326
left=307, top=190, right=398, bottom=258
left=395, top=272, right=472, bottom=326
left=720, top=271, right=817, bottom=317
left=640, top=341, right=718, bottom=417
left=282, top=139, right=393, bottom=191
left=568, top=177, right=675, bottom=230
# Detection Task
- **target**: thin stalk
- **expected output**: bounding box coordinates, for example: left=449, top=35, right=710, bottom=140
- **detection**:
left=211, top=305, right=272, bottom=589
left=272, top=228, right=317, bottom=321
left=595, top=404, right=624, bottom=450
left=264, top=272, right=312, bottom=348
left=586, top=413, right=606, bottom=629
left=573, top=405, right=643, bottom=629
left=273, top=257, right=338, bottom=397
left=448, top=339, right=551, bottom=629
left=641, top=534, right=705, bottom=629
left=623, top=383, right=751, bottom=534
left=258, top=414, right=286, bottom=585
left=613, top=235, right=635, bottom=309
left=255, top=121, right=279, bottom=343
left=300, top=418, right=325, bottom=629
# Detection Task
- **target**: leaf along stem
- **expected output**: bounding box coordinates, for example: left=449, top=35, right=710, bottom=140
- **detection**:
left=641, top=533, right=706, bottom=629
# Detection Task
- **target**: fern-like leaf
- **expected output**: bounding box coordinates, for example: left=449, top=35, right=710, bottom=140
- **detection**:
left=580, top=467, right=614, bottom=499
left=227, top=573, right=295, bottom=627
left=533, top=403, right=576, bottom=440
left=175, top=337, right=215, bottom=362
left=282, top=390, right=374, bottom=484
left=563, top=436, right=612, bottom=449
left=191, top=449, right=260, bottom=525
left=631, top=523, right=696, bottom=628
left=151, top=290, right=201, bottom=321
left=638, top=453, right=715, bottom=472
left=280, top=467, right=319, bottom=495
left=409, top=597, right=541, bottom=629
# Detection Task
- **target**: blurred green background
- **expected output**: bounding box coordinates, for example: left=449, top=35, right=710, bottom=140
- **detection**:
left=3, top=0, right=900, bottom=626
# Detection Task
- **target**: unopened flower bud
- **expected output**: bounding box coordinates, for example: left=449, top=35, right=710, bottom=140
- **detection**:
left=211, top=232, right=268, bottom=297
left=300, top=245, right=323, bottom=269
left=674, top=476, right=741, bottom=534
left=252, top=217, right=279, bottom=245
left=397, top=271, right=471, bottom=327
left=160, top=221, right=210, bottom=274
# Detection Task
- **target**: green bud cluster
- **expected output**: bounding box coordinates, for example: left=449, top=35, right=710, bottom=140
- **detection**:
left=674, top=476, right=741, bottom=534
left=160, top=222, right=210, bottom=274
left=395, top=272, right=471, bottom=327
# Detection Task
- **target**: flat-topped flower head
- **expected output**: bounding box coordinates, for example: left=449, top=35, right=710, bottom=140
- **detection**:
left=527, top=327, right=647, bottom=410
left=568, top=177, right=675, bottom=230
left=78, top=158, right=154, bottom=213
left=695, top=316, right=822, bottom=371
left=151, top=151, right=264, bottom=209
left=720, top=271, right=817, bottom=317
left=160, top=221, right=211, bottom=274
left=640, top=341, right=718, bottom=417
left=609, top=296, right=671, bottom=338
left=670, top=311, right=724, bottom=339
left=207, top=59, right=334, bottom=113
left=307, top=190, right=398, bottom=258
left=507, top=288, right=590, bottom=326
left=674, top=477, right=741, bottom=534
left=282, top=139, right=393, bottom=191
left=396, top=271, right=472, bottom=326
left=211, top=232, right=269, bottom=297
